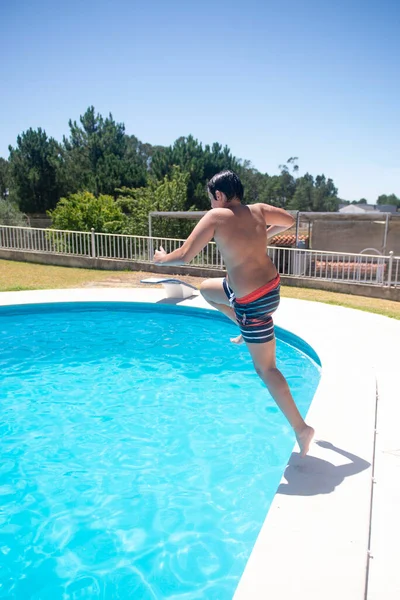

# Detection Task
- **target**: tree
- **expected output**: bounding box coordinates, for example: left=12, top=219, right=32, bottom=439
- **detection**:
left=8, top=128, right=68, bottom=213
left=311, top=175, right=338, bottom=211
left=117, top=167, right=196, bottom=237
left=262, top=159, right=298, bottom=207
left=150, top=135, right=240, bottom=210
left=0, top=158, right=11, bottom=200
left=285, top=173, right=339, bottom=212
left=63, top=107, right=147, bottom=197
left=128, top=137, right=165, bottom=171
left=287, top=174, right=314, bottom=211
left=279, top=156, right=299, bottom=175
left=48, top=191, right=126, bottom=233
left=377, top=194, right=400, bottom=208
left=6, top=109, right=348, bottom=217
left=350, top=198, right=368, bottom=204
left=236, top=160, right=270, bottom=204
left=260, top=171, right=296, bottom=208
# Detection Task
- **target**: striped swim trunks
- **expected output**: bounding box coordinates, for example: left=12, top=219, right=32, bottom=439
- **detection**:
left=223, top=274, right=281, bottom=344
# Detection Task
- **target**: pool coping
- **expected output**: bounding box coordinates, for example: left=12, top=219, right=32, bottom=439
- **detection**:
left=0, top=288, right=399, bottom=600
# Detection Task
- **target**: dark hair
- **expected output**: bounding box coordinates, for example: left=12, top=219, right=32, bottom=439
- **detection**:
left=207, top=170, right=244, bottom=202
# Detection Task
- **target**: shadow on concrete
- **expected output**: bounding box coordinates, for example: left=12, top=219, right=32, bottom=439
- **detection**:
left=155, top=296, right=199, bottom=305
left=277, top=441, right=371, bottom=496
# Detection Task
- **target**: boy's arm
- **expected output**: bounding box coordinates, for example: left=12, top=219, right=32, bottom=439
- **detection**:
left=259, top=204, right=295, bottom=239
left=154, top=210, right=218, bottom=266
left=266, top=224, right=292, bottom=239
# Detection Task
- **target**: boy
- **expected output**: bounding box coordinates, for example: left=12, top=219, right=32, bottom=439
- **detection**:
left=154, top=170, right=314, bottom=456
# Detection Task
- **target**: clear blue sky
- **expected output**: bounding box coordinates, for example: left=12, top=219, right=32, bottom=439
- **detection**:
left=1, top=0, right=399, bottom=202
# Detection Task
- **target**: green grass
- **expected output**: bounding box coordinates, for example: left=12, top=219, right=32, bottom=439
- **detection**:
left=0, top=260, right=116, bottom=291
left=280, top=286, right=400, bottom=319
left=1, top=259, right=399, bottom=319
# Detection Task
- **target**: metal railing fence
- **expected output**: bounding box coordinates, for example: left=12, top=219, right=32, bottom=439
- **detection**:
left=266, top=246, right=399, bottom=287
left=0, top=225, right=398, bottom=287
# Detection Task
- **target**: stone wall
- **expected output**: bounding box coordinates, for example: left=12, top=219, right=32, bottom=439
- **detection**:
left=26, top=215, right=53, bottom=228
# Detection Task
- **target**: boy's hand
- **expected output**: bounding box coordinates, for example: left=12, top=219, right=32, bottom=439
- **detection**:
left=154, top=246, right=167, bottom=264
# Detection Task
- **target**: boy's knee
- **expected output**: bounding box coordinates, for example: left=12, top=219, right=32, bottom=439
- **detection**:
left=254, top=364, right=277, bottom=380
left=199, top=279, right=212, bottom=297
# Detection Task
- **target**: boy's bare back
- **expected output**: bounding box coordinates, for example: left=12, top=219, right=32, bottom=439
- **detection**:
left=212, top=203, right=279, bottom=297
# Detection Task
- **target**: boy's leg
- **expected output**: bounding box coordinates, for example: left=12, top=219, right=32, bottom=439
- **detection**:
left=200, top=278, right=237, bottom=324
left=246, top=337, right=314, bottom=457
left=200, top=278, right=244, bottom=343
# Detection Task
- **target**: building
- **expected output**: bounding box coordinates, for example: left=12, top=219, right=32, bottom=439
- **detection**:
left=339, top=203, right=397, bottom=214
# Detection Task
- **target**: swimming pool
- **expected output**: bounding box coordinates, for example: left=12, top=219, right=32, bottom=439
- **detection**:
left=0, top=302, right=320, bottom=599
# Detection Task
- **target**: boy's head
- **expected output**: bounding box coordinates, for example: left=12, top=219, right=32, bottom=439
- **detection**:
left=207, top=170, right=244, bottom=203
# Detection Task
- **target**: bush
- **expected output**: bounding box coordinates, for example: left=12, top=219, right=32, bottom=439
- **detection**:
left=0, top=199, right=28, bottom=225
left=48, top=191, right=126, bottom=233
left=116, top=166, right=197, bottom=238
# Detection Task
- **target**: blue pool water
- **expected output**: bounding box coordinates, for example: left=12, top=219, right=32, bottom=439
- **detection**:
left=0, top=302, right=320, bottom=599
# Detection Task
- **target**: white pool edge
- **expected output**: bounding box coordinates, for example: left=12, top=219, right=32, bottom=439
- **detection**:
left=1, top=288, right=398, bottom=600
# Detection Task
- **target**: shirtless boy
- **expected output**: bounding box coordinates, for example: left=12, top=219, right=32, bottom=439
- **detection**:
left=154, top=170, right=314, bottom=456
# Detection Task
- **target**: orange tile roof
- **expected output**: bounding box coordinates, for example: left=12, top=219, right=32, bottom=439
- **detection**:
left=269, top=234, right=309, bottom=248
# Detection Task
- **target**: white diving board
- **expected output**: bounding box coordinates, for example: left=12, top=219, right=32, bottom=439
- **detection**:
left=140, top=278, right=198, bottom=299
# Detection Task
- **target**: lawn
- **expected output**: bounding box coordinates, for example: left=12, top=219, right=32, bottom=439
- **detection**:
left=1, top=259, right=399, bottom=319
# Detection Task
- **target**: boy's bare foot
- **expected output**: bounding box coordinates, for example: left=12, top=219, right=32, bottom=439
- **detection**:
left=230, top=334, right=244, bottom=344
left=295, top=425, right=315, bottom=457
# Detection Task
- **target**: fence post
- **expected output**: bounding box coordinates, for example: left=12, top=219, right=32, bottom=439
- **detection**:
left=91, top=228, right=96, bottom=258
left=295, top=211, right=300, bottom=247
left=386, top=251, right=394, bottom=287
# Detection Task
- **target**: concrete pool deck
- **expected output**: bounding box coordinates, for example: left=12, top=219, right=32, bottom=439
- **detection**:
left=0, top=287, right=398, bottom=600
